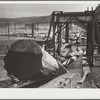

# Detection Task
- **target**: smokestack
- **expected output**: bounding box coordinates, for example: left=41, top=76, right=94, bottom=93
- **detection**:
left=91, top=7, right=93, bottom=11
left=87, top=7, right=89, bottom=11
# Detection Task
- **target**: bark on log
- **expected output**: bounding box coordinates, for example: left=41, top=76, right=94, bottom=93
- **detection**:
left=39, top=73, right=81, bottom=88
left=4, top=39, right=67, bottom=81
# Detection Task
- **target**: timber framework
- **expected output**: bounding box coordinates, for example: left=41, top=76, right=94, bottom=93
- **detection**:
left=46, top=10, right=100, bottom=67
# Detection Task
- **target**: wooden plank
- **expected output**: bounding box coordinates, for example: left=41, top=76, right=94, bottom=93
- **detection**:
left=39, top=73, right=81, bottom=88
left=67, top=56, right=83, bottom=77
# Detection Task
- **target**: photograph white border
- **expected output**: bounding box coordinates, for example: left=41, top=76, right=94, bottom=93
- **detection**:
left=0, top=1, right=100, bottom=99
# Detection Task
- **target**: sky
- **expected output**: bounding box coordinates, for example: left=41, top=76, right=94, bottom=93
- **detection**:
left=0, top=2, right=99, bottom=18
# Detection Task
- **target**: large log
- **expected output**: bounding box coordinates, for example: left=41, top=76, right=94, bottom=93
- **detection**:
left=4, top=39, right=67, bottom=81
left=39, top=73, right=81, bottom=88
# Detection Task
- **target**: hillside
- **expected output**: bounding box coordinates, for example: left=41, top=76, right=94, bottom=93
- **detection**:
left=0, top=15, right=51, bottom=24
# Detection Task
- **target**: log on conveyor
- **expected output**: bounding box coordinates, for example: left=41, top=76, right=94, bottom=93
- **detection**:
left=39, top=73, right=81, bottom=88
left=4, top=39, right=67, bottom=83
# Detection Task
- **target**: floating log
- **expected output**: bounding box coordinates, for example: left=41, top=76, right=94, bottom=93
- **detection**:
left=4, top=39, right=67, bottom=81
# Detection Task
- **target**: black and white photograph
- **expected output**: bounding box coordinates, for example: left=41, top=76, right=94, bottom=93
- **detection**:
left=0, top=1, right=100, bottom=91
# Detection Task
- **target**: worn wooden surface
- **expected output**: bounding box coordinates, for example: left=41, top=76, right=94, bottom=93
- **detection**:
left=39, top=73, right=81, bottom=88
left=67, top=56, right=83, bottom=77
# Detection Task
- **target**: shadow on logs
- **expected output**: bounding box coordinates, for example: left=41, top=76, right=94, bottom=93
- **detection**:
left=3, top=39, right=68, bottom=88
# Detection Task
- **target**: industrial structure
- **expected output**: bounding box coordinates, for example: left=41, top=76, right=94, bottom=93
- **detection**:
left=46, top=9, right=100, bottom=68
left=0, top=5, right=100, bottom=88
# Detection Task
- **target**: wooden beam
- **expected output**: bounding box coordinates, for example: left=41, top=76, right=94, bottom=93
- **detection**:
left=54, top=17, right=74, bottom=35
left=91, top=16, right=95, bottom=64
left=57, top=23, right=61, bottom=56
left=53, top=20, right=56, bottom=58
left=52, top=11, right=95, bottom=17
left=65, top=23, right=69, bottom=43
left=86, top=22, right=94, bottom=66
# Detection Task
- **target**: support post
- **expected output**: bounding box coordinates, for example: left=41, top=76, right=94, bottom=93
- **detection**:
left=31, top=23, right=34, bottom=38
left=65, top=23, right=69, bottom=43
left=95, top=17, right=100, bottom=54
left=53, top=22, right=55, bottom=58
left=86, top=22, right=94, bottom=67
left=15, top=23, right=16, bottom=32
left=52, top=15, right=57, bottom=58
left=7, top=23, right=10, bottom=40
left=91, top=16, right=95, bottom=64
left=57, top=23, right=61, bottom=56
